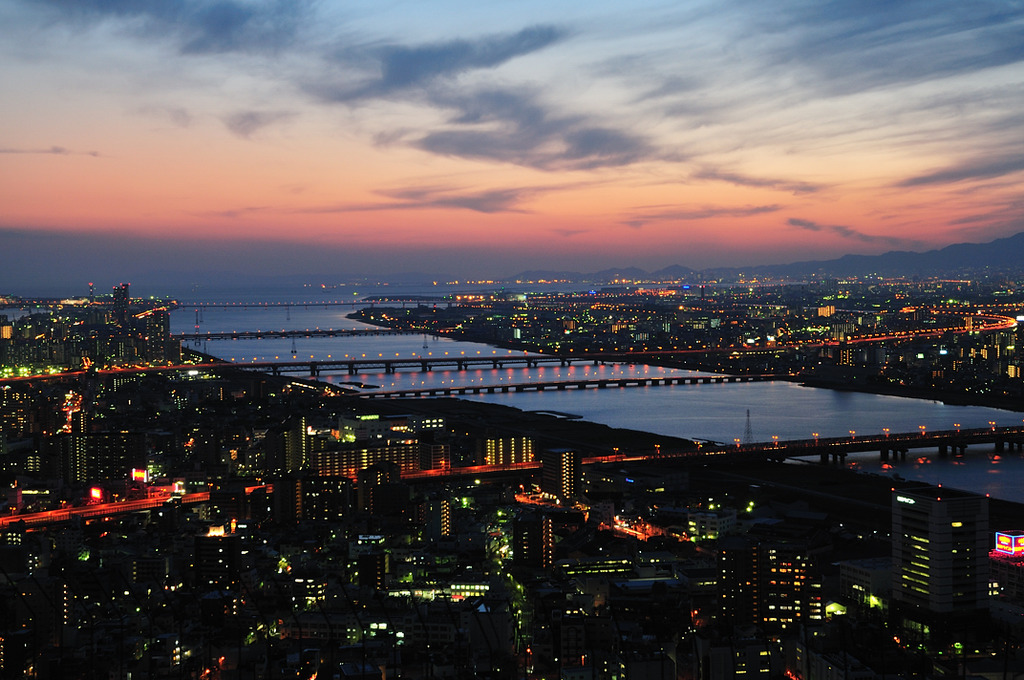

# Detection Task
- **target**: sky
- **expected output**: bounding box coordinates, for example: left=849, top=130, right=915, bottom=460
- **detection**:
left=2, top=0, right=1024, bottom=292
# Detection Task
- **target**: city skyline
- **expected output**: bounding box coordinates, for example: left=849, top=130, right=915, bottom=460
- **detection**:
left=2, top=0, right=1024, bottom=289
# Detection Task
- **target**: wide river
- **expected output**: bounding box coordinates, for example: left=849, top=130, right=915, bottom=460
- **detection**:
left=170, top=287, right=1024, bottom=502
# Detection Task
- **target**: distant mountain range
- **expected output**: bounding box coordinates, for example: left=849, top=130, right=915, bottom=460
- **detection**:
left=509, top=231, right=1024, bottom=283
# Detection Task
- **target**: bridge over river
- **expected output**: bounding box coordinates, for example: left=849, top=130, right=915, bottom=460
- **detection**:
left=176, top=328, right=423, bottom=341
left=232, top=353, right=664, bottom=375
left=359, top=373, right=778, bottom=397
left=712, top=425, right=1024, bottom=464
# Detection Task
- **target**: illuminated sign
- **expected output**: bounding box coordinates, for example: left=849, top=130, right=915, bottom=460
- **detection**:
left=995, top=532, right=1024, bottom=557
left=131, top=468, right=148, bottom=483
left=896, top=495, right=916, bottom=505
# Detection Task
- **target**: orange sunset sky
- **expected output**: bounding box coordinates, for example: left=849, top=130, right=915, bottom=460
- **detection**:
left=2, top=0, right=1023, bottom=291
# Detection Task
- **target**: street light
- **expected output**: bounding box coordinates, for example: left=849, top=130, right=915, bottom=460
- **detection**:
left=734, top=438, right=741, bottom=449
left=954, top=423, right=961, bottom=433
left=849, top=430, right=856, bottom=440
left=919, top=425, right=926, bottom=436
left=883, top=427, right=890, bottom=438
left=989, top=421, right=996, bottom=431
left=812, top=432, right=819, bottom=445
left=772, top=435, right=779, bottom=447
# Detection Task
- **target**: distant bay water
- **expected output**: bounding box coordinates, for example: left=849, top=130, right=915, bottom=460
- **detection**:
left=170, top=285, right=1024, bottom=503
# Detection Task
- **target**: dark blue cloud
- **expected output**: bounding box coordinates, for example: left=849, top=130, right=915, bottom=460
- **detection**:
left=377, top=26, right=564, bottom=91
left=417, top=88, right=657, bottom=170
left=25, top=0, right=311, bottom=54
left=314, top=26, right=567, bottom=102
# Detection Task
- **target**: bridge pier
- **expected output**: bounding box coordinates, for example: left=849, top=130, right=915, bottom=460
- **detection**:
left=348, top=363, right=357, bottom=374
left=309, top=362, right=319, bottom=376
left=385, top=363, right=395, bottom=374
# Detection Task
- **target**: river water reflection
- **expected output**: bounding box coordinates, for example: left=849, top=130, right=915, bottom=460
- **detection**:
left=171, top=301, right=1023, bottom=502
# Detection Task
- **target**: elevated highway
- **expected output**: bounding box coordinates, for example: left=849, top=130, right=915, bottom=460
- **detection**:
left=4, top=428, right=1022, bottom=529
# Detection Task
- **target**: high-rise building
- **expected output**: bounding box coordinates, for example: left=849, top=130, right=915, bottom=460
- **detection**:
left=542, top=448, right=580, bottom=500
left=112, top=282, right=130, bottom=327
left=423, top=497, right=452, bottom=542
left=513, top=511, right=554, bottom=569
left=193, top=525, right=244, bottom=591
left=718, top=536, right=823, bottom=632
left=892, top=486, right=989, bottom=629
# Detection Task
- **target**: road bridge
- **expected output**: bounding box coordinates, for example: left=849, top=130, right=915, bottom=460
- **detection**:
left=708, top=426, right=1024, bottom=464
left=176, top=328, right=423, bottom=341
left=237, top=354, right=609, bottom=375
left=179, top=298, right=453, bottom=309
left=359, top=373, right=779, bottom=398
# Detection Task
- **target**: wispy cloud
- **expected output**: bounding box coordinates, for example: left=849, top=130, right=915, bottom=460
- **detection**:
left=696, top=169, right=821, bottom=195
left=138, top=105, right=194, bottom=128
left=205, top=184, right=546, bottom=218
left=756, top=1, right=1024, bottom=96
left=788, top=217, right=910, bottom=246
left=0, top=145, right=99, bottom=156
left=551, top=228, right=590, bottom=237
left=222, top=110, right=295, bottom=138
left=375, top=186, right=537, bottom=214
left=897, top=155, right=1024, bottom=187
left=28, top=0, right=313, bottom=55
left=625, top=204, right=781, bottom=229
